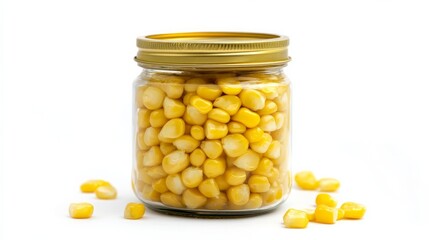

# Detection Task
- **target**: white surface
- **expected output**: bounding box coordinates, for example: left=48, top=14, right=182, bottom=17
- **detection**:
left=1, top=0, right=429, bottom=239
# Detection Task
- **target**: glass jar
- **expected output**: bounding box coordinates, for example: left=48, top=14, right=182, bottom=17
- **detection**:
left=132, top=32, right=291, bottom=217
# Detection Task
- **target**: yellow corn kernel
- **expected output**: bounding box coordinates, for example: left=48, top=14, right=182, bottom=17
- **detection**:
left=232, top=108, right=261, bottom=128
left=243, top=193, right=263, bottom=209
left=283, top=209, right=309, bottom=228
left=200, top=140, right=223, bottom=159
left=316, top=193, right=337, bottom=207
left=295, top=171, right=319, bottom=190
left=189, top=148, right=206, bottom=167
left=262, top=186, right=283, bottom=205
left=135, top=86, right=147, bottom=108
left=124, top=203, right=145, bottom=220
left=142, top=146, right=163, bottom=167
left=160, top=192, right=184, bottom=208
left=185, top=78, right=207, bottom=92
left=214, top=175, right=230, bottom=190
left=181, top=167, right=203, bottom=188
left=162, top=150, right=189, bottom=174
left=152, top=178, right=168, bottom=193
left=257, top=100, right=278, bottom=115
left=137, top=168, right=153, bottom=185
left=337, top=208, right=345, bottom=220
left=243, top=127, right=264, bottom=143
left=165, top=174, right=187, bottom=195
left=203, top=158, right=226, bottom=178
left=163, top=97, right=186, bottom=119
left=149, top=109, right=168, bottom=127
left=190, top=125, right=205, bottom=140
left=248, top=175, right=271, bottom=193
left=221, top=134, right=249, bottom=157
left=190, top=95, right=213, bottom=114
left=95, top=185, right=117, bottom=200
left=141, top=184, right=161, bottom=202
left=172, top=135, right=200, bottom=153
left=260, top=86, right=279, bottom=100
left=217, top=78, right=242, bottom=95
left=267, top=167, right=280, bottom=184
left=264, top=140, right=281, bottom=159
left=196, top=85, right=222, bottom=101
left=184, top=105, right=207, bottom=125
left=208, top=108, right=230, bottom=123
left=137, top=132, right=149, bottom=151
left=227, top=184, right=250, bottom=206
left=213, top=95, right=242, bottom=115
left=182, top=92, right=195, bottom=105
left=198, top=178, right=220, bottom=198
left=273, top=112, right=285, bottom=130
left=319, top=178, right=341, bottom=192
left=224, top=167, right=247, bottom=186
left=159, top=142, right=176, bottom=155
left=162, top=81, right=184, bottom=99
left=258, top=115, right=277, bottom=132
left=137, top=108, right=151, bottom=129
left=252, top=158, right=274, bottom=177
left=204, top=119, right=228, bottom=139
left=233, top=149, right=260, bottom=171
left=239, top=89, right=266, bottom=111
left=303, top=208, right=315, bottom=221
left=205, top=192, right=228, bottom=210
left=142, top=86, right=165, bottom=110
left=146, top=165, right=167, bottom=179
left=340, top=202, right=366, bottom=219
left=274, top=92, right=289, bottom=111
left=144, top=127, right=161, bottom=146
left=80, top=180, right=111, bottom=193
left=227, top=122, right=247, bottom=134
left=157, top=133, right=175, bottom=143
left=182, top=189, right=207, bottom=209
left=315, top=205, right=338, bottom=224
left=69, top=203, right=94, bottom=219
left=159, top=118, right=185, bottom=139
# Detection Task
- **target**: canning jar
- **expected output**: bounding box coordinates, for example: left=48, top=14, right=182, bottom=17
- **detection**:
left=132, top=32, right=291, bottom=217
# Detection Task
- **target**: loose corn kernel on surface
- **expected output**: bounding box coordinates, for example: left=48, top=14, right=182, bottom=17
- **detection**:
left=124, top=203, right=146, bottom=219
left=69, top=202, right=94, bottom=219
left=133, top=71, right=290, bottom=210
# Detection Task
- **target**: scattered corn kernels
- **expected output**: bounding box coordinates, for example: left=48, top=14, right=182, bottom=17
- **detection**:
left=315, top=205, right=338, bottom=224
left=124, top=203, right=145, bottom=220
left=283, top=209, right=309, bottom=228
left=340, top=202, right=366, bottom=219
left=316, top=193, right=337, bottom=207
left=69, top=203, right=94, bottom=219
left=294, top=171, right=319, bottom=190
left=80, top=180, right=111, bottom=193
left=95, top=185, right=117, bottom=200
left=319, top=178, right=341, bottom=192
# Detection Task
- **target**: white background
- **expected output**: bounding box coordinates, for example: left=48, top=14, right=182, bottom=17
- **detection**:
left=1, top=0, right=429, bottom=239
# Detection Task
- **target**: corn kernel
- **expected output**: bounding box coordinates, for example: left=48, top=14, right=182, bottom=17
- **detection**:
left=243, top=193, right=263, bottom=209
left=146, top=165, right=167, bottom=179
left=189, top=148, right=206, bottom=167
left=149, top=109, right=168, bottom=127
left=267, top=167, right=280, bottom=184
left=315, top=205, right=338, bottom=224
left=227, top=184, right=250, bottom=206
left=203, top=158, right=226, bottom=178
left=152, top=178, right=168, bottom=193
left=283, top=209, right=309, bottom=228
left=204, top=119, right=228, bottom=139
left=141, top=184, right=161, bottom=201
left=340, top=202, right=366, bottom=219
left=159, top=118, right=185, bottom=139
left=217, top=78, right=242, bottom=95
left=160, top=192, right=184, bottom=208
left=182, top=189, right=207, bottom=209
left=135, top=86, right=147, bottom=108
left=163, top=97, right=186, bottom=119
left=162, top=150, right=189, bottom=174
left=227, top=122, right=247, bottom=134
left=208, top=108, right=230, bottom=123
left=316, top=193, right=337, bottom=207
left=95, top=185, right=117, bottom=200
left=200, top=140, right=223, bottom=159
left=159, top=142, right=176, bottom=155
left=142, top=86, right=165, bottom=110
left=224, top=167, right=247, bottom=186
left=137, top=168, right=153, bottom=184
left=142, top=146, right=164, bottom=167
left=214, top=175, right=230, bottom=190
left=274, top=92, right=289, bottom=111
left=181, top=167, right=203, bottom=188
left=137, top=109, right=151, bottom=129
left=137, top=132, right=149, bottom=151
left=198, top=178, right=220, bottom=198
left=205, top=192, right=228, bottom=210
left=124, top=203, right=145, bottom=220
left=264, top=140, right=281, bottom=159
left=303, top=208, right=315, bottom=221
left=162, top=80, right=184, bottom=99
left=184, top=105, right=207, bottom=125
left=144, top=127, right=161, bottom=146
left=80, top=180, right=111, bottom=193
left=258, top=115, right=277, bottom=132
left=260, top=86, right=279, bottom=100
left=165, top=174, right=186, bottom=195
left=196, top=85, right=222, bottom=101
left=185, top=78, right=207, bottom=92
left=337, top=208, right=345, bottom=220
left=232, top=108, right=260, bottom=128
left=69, top=203, right=94, bottom=219
left=213, top=95, right=241, bottom=115
left=273, top=112, right=285, bottom=130
left=252, top=158, right=274, bottom=177
left=262, top=186, right=283, bottom=205
left=172, top=135, right=200, bottom=153
left=319, top=178, right=341, bottom=192
left=248, top=175, right=271, bottom=193
left=233, top=149, right=260, bottom=171
left=257, top=100, right=278, bottom=115
left=295, top=171, right=319, bottom=190
left=222, top=134, right=249, bottom=157
left=243, top=127, right=264, bottom=143
left=190, top=125, right=205, bottom=140
left=183, top=92, right=195, bottom=105
left=190, top=95, right=213, bottom=114
left=239, top=89, right=266, bottom=111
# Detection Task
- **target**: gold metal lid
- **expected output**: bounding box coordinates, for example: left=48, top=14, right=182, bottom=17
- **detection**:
left=135, top=32, right=290, bottom=70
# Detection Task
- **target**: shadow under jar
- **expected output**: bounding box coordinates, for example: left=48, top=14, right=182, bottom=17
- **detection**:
left=132, top=32, right=292, bottom=217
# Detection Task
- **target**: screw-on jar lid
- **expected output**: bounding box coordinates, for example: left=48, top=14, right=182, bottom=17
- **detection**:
left=135, top=32, right=290, bottom=70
